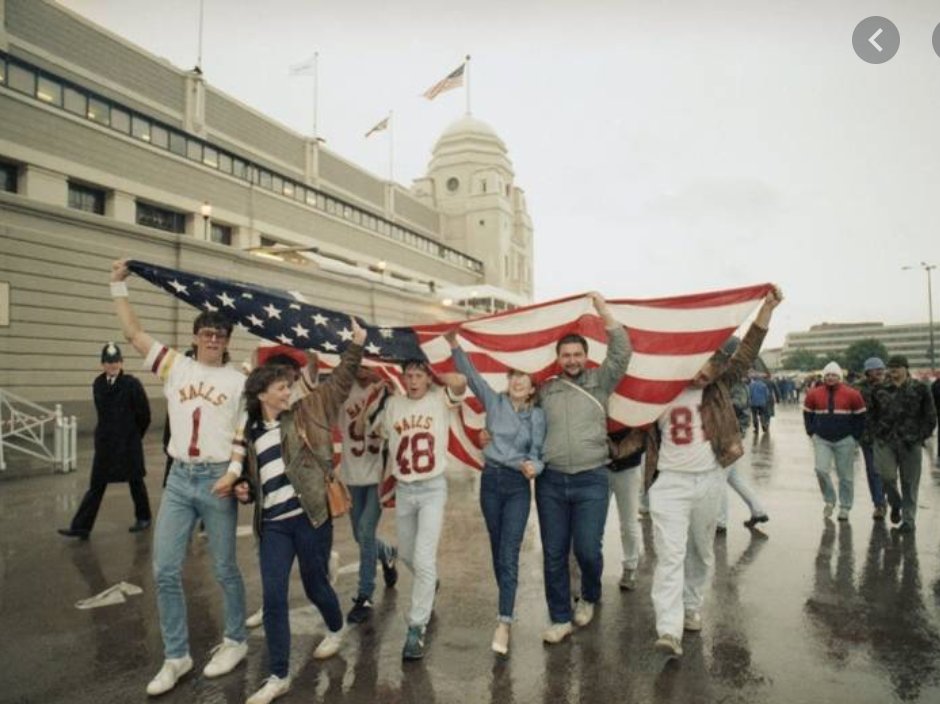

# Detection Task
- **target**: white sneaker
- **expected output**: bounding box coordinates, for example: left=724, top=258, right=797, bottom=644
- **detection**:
left=573, top=599, right=595, bottom=627
left=491, top=622, right=510, bottom=655
left=202, top=638, right=247, bottom=678
left=246, top=674, right=291, bottom=704
left=619, top=567, right=637, bottom=591
left=146, top=655, right=193, bottom=696
left=654, top=633, right=683, bottom=657
left=684, top=610, right=702, bottom=632
left=313, top=628, right=344, bottom=659
left=542, top=621, right=573, bottom=644
left=246, top=607, right=264, bottom=629
left=823, top=503, right=834, bottom=519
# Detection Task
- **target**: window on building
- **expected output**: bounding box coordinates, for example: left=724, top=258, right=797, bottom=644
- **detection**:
left=150, top=124, right=169, bottom=149
left=87, top=97, right=109, bottom=125
left=202, top=146, right=218, bottom=168
left=168, top=131, right=186, bottom=156
left=0, top=162, right=18, bottom=193
left=136, top=201, right=185, bottom=233
left=209, top=222, right=233, bottom=246
left=110, top=107, right=131, bottom=133
left=186, top=139, right=202, bottom=162
left=259, top=170, right=272, bottom=189
left=63, top=87, right=86, bottom=116
left=7, top=63, right=35, bottom=95
left=68, top=182, right=105, bottom=215
left=232, top=158, right=247, bottom=179
left=284, top=181, right=295, bottom=199
left=260, top=236, right=278, bottom=247
left=36, top=76, right=62, bottom=106
left=271, top=175, right=283, bottom=194
left=131, top=115, right=151, bottom=142
left=218, top=152, right=232, bottom=174
left=306, top=190, right=318, bottom=207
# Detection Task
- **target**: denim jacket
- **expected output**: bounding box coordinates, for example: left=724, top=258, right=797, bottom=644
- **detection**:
left=451, top=346, right=546, bottom=474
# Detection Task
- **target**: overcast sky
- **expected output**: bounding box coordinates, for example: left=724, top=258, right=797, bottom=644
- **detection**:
left=59, top=0, right=940, bottom=347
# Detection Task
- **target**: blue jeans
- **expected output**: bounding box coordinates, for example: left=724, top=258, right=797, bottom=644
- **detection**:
left=861, top=444, right=886, bottom=508
left=153, top=461, right=246, bottom=659
left=479, top=464, right=532, bottom=622
left=813, top=436, right=857, bottom=510
left=260, top=514, right=342, bottom=678
left=396, top=475, right=447, bottom=627
left=535, top=466, right=609, bottom=624
left=348, top=484, right=395, bottom=599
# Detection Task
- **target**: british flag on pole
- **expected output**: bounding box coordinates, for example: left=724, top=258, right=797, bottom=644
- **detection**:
left=127, top=260, right=771, bottom=471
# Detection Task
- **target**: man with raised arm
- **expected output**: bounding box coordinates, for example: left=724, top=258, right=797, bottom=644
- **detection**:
left=537, top=292, right=631, bottom=644
left=648, top=286, right=782, bottom=658
left=109, top=260, right=248, bottom=696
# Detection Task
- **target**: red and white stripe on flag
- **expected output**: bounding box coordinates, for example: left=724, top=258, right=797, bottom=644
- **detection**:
left=320, top=283, right=772, bottom=481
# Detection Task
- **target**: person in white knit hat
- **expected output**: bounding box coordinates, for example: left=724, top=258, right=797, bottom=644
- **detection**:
left=802, top=361, right=867, bottom=521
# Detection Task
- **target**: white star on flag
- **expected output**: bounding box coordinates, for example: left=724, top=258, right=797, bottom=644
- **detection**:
left=246, top=314, right=263, bottom=327
left=263, top=304, right=282, bottom=319
left=292, top=323, right=310, bottom=338
left=379, top=328, right=394, bottom=339
left=241, top=292, right=253, bottom=299
left=169, top=280, right=188, bottom=294
left=218, top=292, right=235, bottom=308
left=289, top=303, right=301, bottom=310
left=203, top=302, right=218, bottom=311
left=323, top=341, right=337, bottom=351
left=338, top=327, right=353, bottom=341
left=277, top=334, right=293, bottom=345
left=312, top=313, right=329, bottom=326
left=366, top=342, right=382, bottom=355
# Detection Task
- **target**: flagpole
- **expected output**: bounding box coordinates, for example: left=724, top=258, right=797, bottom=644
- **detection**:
left=388, top=110, right=394, bottom=182
left=312, top=51, right=319, bottom=140
left=196, top=0, right=205, bottom=71
left=464, top=54, right=471, bottom=116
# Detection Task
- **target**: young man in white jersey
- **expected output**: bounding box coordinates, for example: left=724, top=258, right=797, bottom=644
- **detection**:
left=647, top=286, right=782, bottom=658
left=109, top=260, right=249, bottom=695
left=341, top=366, right=398, bottom=624
left=371, top=360, right=465, bottom=660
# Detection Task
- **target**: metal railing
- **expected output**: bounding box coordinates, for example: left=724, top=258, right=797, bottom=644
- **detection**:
left=0, top=389, right=77, bottom=472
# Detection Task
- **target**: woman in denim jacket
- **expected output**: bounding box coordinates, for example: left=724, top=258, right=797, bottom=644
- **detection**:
left=445, top=329, right=546, bottom=656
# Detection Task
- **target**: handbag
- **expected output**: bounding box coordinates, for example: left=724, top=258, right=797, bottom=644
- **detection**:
left=324, top=469, right=352, bottom=518
left=293, top=411, right=352, bottom=518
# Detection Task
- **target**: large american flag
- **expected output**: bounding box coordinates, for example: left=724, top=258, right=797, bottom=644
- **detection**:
left=128, top=261, right=772, bottom=471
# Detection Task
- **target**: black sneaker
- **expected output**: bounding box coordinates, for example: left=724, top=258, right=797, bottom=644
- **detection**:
left=57, top=528, right=89, bottom=540
left=402, top=625, right=425, bottom=660
left=744, top=514, right=769, bottom=529
left=898, top=522, right=915, bottom=534
left=129, top=519, right=151, bottom=533
left=381, top=555, right=398, bottom=588
left=889, top=504, right=901, bottom=525
left=346, top=596, right=374, bottom=624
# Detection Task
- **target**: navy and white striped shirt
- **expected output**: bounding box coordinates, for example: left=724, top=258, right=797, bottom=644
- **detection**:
left=248, top=420, right=303, bottom=522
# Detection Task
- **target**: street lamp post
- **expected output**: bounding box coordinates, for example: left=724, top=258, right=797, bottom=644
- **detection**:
left=200, top=201, right=212, bottom=241
left=903, top=261, right=936, bottom=372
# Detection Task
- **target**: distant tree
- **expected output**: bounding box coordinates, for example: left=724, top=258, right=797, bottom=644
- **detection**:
left=782, top=348, right=826, bottom=371
left=842, top=339, right=889, bottom=373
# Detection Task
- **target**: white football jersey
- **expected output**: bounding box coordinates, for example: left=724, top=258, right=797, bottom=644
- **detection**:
left=656, top=387, right=719, bottom=473
left=380, top=387, right=456, bottom=483
left=146, top=341, right=245, bottom=463
left=339, top=382, right=385, bottom=486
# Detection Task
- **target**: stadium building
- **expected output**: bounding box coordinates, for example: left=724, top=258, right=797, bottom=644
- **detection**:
left=0, top=0, right=535, bottom=420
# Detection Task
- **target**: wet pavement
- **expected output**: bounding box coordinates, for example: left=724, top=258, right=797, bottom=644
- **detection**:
left=2, top=405, right=940, bottom=704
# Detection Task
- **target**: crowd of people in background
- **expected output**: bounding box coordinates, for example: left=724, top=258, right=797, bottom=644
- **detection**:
left=55, top=263, right=940, bottom=703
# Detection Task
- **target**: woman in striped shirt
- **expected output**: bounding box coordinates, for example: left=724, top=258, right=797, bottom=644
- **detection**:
left=229, top=321, right=364, bottom=704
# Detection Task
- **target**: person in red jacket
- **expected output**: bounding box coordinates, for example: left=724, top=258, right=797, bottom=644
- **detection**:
left=803, top=361, right=866, bottom=521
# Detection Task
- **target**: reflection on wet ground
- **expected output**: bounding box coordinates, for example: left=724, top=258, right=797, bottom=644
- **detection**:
left=1, top=406, right=939, bottom=703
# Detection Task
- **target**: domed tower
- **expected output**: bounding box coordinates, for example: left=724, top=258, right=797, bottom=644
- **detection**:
left=412, top=116, right=534, bottom=300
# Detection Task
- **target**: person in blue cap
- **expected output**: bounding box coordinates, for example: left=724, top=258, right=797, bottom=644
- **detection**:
left=854, top=357, right=888, bottom=519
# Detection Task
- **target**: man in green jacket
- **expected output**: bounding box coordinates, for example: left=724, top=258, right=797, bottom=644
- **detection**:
left=869, top=355, right=937, bottom=532
left=536, top=292, right=631, bottom=644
